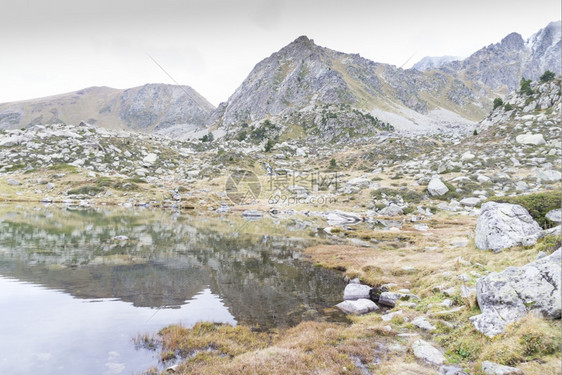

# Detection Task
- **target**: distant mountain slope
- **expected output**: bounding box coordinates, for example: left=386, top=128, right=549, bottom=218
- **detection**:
left=440, top=21, right=561, bottom=91
left=210, top=36, right=490, bottom=137
left=412, top=56, right=460, bottom=71
left=0, top=84, right=215, bottom=132
left=211, top=21, right=560, bottom=138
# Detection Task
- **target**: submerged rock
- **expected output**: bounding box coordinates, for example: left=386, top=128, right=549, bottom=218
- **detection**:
left=474, top=202, right=542, bottom=251
left=470, top=248, right=561, bottom=337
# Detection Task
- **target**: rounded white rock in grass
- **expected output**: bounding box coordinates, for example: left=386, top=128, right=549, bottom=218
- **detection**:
left=515, top=133, right=546, bottom=145
left=474, top=202, right=542, bottom=252
left=411, top=339, right=446, bottom=365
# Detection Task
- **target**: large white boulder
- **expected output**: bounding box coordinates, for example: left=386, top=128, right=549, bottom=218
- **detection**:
left=343, top=283, right=371, bottom=300
left=536, top=169, right=561, bottom=182
left=515, top=133, right=546, bottom=145
left=475, top=202, right=542, bottom=252
left=470, top=249, right=561, bottom=337
left=427, top=175, right=449, bottom=196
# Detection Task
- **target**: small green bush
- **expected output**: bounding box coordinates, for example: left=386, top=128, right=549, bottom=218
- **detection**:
left=493, top=97, right=504, bottom=109
left=504, top=103, right=513, bottom=111
left=540, top=70, right=555, bottom=83
left=519, top=77, right=533, bottom=96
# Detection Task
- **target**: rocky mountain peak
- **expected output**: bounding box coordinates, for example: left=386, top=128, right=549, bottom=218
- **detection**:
left=500, top=32, right=525, bottom=51
left=292, top=35, right=314, bottom=45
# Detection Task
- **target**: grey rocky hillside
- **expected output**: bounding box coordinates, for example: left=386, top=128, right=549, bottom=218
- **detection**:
left=439, top=21, right=561, bottom=91
left=0, top=84, right=214, bottom=134
left=209, top=21, right=560, bottom=139
left=0, top=75, right=559, bottom=214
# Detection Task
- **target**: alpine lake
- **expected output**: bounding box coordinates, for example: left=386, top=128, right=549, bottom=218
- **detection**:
left=0, top=203, right=348, bottom=374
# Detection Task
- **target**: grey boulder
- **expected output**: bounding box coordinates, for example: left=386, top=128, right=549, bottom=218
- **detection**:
left=481, top=361, right=523, bottom=375
left=427, top=175, right=449, bottom=196
left=475, top=202, right=542, bottom=252
left=470, top=248, right=561, bottom=337
left=336, top=299, right=379, bottom=315
left=343, top=283, right=371, bottom=300
left=515, top=133, right=545, bottom=145
left=546, top=208, right=561, bottom=223
left=411, top=339, right=446, bottom=365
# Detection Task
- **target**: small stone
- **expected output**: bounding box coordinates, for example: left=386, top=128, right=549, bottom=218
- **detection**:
left=6, top=178, right=20, bottom=186
left=481, top=361, right=523, bottom=375
left=379, top=292, right=402, bottom=307
left=440, top=365, right=469, bottom=375
left=381, top=310, right=403, bottom=322
left=411, top=339, right=446, bottom=366
left=412, top=316, right=436, bottom=331
left=143, top=153, right=158, bottom=164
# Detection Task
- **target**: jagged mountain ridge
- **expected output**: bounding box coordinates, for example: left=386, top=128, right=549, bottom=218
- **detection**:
left=0, top=83, right=215, bottom=132
left=211, top=36, right=488, bottom=137
left=440, top=21, right=561, bottom=91
left=0, top=21, right=558, bottom=139
left=211, top=21, right=560, bottom=137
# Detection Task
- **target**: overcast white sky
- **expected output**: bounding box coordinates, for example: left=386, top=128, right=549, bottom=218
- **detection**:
left=0, top=0, right=559, bottom=106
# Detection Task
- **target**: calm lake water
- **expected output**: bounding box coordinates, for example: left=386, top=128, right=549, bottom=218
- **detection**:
left=0, top=204, right=346, bottom=375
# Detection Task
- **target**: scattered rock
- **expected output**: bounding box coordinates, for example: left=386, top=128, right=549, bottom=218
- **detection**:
left=6, top=178, right=20, bottom=186
left=470, top=248, right=561, bottom=337
left=381, top=310, right=403, bottom=322
left=481, top=361, right=523, bottom=375
left=143, top=153, right=158, bottom=164
left=515, top=133, right=545, bottom=145
left=336, top=299, right=379, bottom=315
left=343, top=283, right=371, bottom=300
left=440, top=365, right=469, bottom=375
left=412, top=316, right=436, bottom=331
left=428, top=175, right=449, bottom=196
left=326, top=210, right=362, bottom=225
left=546, top=208, right=561, bottom=223
left=475, top=202, right=542, bottom=252
left=411, top=339, right=446, bottom=366
left=378, top=292, right=402, bottom=307
left=536, top=169, right=562, bottom=182
left=242, top=210, right=263, bottom=218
